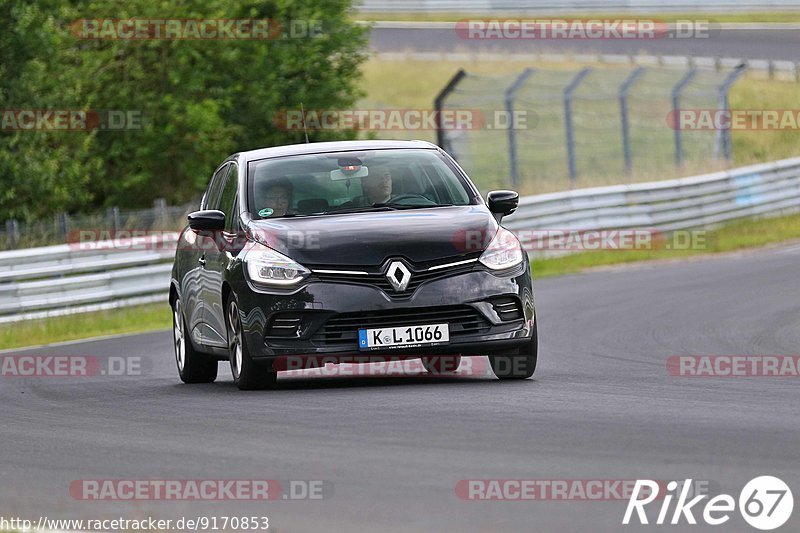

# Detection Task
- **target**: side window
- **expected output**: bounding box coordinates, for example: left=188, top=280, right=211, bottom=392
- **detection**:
left=218, top=164, right=240, bottom=231
left=202, top=163, right=229, bottom=210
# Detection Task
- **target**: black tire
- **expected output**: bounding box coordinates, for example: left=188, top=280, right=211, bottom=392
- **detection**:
left=226, top=294, right=278, bottom=390
left=172, top=298, right=218, bottom=384
left=489, top=323, right=538, bottom=380
left=421, top=355, right=462, bottom=374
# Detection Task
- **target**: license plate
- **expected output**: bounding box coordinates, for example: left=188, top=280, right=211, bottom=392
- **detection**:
left=358, top=323, right=449, bottom=351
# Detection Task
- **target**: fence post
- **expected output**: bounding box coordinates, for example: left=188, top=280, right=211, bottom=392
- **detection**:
left=153, top=198, right=167, bottom=229
left=671, top=69, right=697, bottom=167
left=713, top=64, right=747, bottom=161
left=433, top=69, right=467, bottom=153
left=505, top=68, right=534, bottom=188
left=619, top=67, right=645, bottom=177
left=5, top=219, right=19, bottom=249
left=107, top=206, right=120, bottom=232
left=564, top=68, right=592, bottom=185
left=55, top=212, right=70, bottom=241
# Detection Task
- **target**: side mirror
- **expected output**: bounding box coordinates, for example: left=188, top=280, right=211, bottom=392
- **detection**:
left=188, top=210, right=225, bottom=232
left=487, top=190, right=519, bottom=219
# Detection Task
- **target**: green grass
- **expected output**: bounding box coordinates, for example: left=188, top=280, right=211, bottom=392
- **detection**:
left=0, top=302, right=171, bottom=351
left=532, top=212, right=800, bottom=277
left=356, top=12, right=800, bottom=23
left=730, top=78, right=800, bottom=167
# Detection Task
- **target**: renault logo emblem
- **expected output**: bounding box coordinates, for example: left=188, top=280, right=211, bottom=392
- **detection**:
left=385, top=261, right=411, bottom=292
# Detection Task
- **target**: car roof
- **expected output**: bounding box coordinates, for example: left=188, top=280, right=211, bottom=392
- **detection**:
left=237, top=140, right=439, bottom=164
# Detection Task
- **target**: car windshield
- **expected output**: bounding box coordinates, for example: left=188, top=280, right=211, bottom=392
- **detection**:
left=247, top=149, right=476, bottom=219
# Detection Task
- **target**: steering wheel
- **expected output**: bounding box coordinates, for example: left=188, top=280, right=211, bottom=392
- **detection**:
left=387, top=193, right=437, bottom=205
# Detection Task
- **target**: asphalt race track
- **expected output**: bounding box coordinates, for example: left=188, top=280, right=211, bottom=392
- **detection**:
left=2, top=244, right=799, bottom=532
left=370, top=25, right=800, bottom=61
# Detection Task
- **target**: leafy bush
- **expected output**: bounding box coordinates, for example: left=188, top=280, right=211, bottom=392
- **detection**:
left=0, top=0, right=367, bottom=221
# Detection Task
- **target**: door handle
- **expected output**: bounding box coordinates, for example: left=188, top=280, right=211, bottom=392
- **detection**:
left=198, top=256, right=206, bottom=266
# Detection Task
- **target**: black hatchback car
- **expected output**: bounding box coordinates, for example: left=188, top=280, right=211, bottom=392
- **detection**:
left=170, top=140, right=537, bottom=389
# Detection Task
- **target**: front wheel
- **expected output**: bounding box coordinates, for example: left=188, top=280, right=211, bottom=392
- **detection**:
left=173, top=298, right=218, bottom=384
left=226, top=295, right=278, bottom=390
left=489, top=324, right=538, bottom=380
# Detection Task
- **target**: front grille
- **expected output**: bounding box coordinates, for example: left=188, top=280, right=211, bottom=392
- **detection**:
left=311, top=306, right=491, bottom=347
left=310, top=256, right=479, bottom=299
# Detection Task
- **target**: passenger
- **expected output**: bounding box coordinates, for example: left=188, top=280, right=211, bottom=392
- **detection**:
left=255, top=177, right=292, bottom=217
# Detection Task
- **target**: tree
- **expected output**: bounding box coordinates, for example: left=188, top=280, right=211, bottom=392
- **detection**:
left=0, top=0, right=368, bottom=221
left=0, top=0, right=98, bottom=221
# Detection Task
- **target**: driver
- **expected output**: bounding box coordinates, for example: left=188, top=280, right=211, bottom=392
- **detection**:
left=346, top=165, right=393, bottom=207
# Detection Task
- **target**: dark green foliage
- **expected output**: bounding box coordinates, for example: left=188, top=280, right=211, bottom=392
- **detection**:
left=0, top=0, right=367, bottom=221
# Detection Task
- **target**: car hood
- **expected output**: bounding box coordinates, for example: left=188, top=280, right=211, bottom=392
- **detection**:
left=246, top=206, right=498, bottom=266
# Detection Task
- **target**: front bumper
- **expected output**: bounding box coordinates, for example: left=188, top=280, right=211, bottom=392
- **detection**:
left=231, top=263, right=535, bottom=361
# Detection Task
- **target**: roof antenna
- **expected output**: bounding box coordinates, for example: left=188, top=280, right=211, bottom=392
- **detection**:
left=300, top=103, right=310, bottom=144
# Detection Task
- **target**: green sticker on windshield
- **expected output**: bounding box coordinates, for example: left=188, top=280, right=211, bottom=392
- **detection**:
left=258, top=208, right=274, bottom=217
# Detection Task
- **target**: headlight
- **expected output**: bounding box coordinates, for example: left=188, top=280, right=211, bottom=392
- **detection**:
left=244, top=242, right=310, bottom=286
left=479, top=227, right=524, bottom=270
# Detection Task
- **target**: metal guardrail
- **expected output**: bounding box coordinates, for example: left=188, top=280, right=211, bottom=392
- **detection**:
left=503, top=156, right=800, bottom=236
left=0, top=238, right=178, bottom=283
left=0, top=235, right=178, bottom=324
left=0, top=156, right=798, bottom=323
left=503, top=157, right=800, bottom=253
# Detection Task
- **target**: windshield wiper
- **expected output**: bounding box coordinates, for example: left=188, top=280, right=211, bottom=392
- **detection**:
left=316, top=203, right=454, bottom=216
left=319, top=206, right=396, bottom=215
